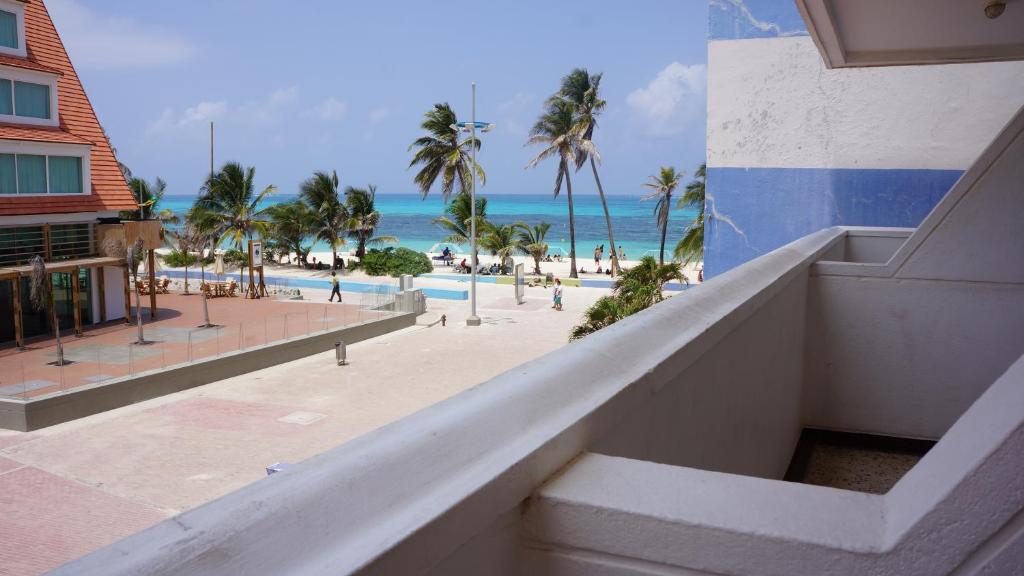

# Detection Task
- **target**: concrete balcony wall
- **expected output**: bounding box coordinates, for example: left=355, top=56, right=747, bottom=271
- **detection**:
left=590, top=267, right=809, bottom=480
left=803, top=104, right=1024, bottom=439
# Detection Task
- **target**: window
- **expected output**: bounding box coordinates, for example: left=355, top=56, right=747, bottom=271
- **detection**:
left=0, top=226, right=44, bottom=266
left=12, top=81, right=49, bottom=119
left=48, top=156, right=82, bottom=194
left=0, top=79, right=10, bottom=115
left=16, top=154, right=45, bottom=193
left=0, top=10, right=16, bottom=50
left=50, top=223, right=92, bottom=260
left=0, top=153, right=13, bottom=194
left=0, top=153, right=86, bottom=194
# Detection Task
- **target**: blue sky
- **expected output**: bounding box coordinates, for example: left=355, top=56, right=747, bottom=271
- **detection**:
left=49, top=0, right=708, bottom=197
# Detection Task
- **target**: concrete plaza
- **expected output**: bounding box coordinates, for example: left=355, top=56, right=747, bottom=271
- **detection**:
left=0, top=280, right=606, bottom=575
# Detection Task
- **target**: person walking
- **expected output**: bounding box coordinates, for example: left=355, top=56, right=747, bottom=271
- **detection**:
left=593, top=245, right=601, bottom=266
left=329, top=271, right=342, bottom=302
left=552, top=278, right=563, bottom=311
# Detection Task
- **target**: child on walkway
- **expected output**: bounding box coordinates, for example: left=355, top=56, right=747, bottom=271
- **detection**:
left=552, top=278, right=563, bottom=311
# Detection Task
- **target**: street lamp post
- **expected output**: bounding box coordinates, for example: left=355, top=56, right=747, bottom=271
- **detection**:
left=451, top=83, right=494, bottom=327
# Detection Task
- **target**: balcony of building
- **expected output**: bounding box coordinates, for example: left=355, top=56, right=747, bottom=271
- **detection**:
left=52, top=93, right=1024, bottom=574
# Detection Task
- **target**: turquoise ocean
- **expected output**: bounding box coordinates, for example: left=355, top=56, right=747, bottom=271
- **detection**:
left=162, top=194, right=699, bottom=260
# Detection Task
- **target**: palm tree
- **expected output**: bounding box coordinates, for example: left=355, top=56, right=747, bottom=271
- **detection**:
left=480, top=224, right=520, bottom=270
left=267, top=201, right=315, bottom=268
left=527, top=99, right=580, bottom=278
left=345, top=184, right=397, bottom=259
left=299, top=170, right=347, bottom=267
left=614, top=256, right=684, bottom=313
left=674, top=163, right=706, bottom=265
left=433, top=192, right=489, bottom=252
left=570, top=296, right=625, bottom=341
left=124, top=177, right=178, bottom=225
left=516, top=222, right=551, bottom=275
left=554, top=68, right=620, bottom=275
left=408, top=103, right=485, bottom=200
left=195, top=162, right=276, bottom=250
left=642, top=167, right=683, bottom=265
left=569, top=256, right=682, bottom=340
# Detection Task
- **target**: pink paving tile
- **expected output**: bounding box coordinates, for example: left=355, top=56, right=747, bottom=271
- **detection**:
left=146, top=396, right=309, bottom=434
left=0, top=456, right=22, bottom=475
left=0, top=466, right=168, bottom=576
left=0, top=434, right=36, bottom=450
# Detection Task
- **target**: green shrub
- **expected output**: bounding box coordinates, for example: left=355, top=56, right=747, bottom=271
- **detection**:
left=161, top=249, right=199, bottom=268
left=357, top=247, right=432, bottom=277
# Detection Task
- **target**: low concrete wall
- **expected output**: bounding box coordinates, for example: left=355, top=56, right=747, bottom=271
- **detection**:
left=0, top=312, right=416, bottom=432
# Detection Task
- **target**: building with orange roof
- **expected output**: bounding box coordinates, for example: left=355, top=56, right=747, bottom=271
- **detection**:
left=0, top=0, right=143, bottom=347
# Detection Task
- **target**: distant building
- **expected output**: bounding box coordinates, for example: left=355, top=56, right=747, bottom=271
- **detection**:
left=0, top=0, right=137, bottom=346
left=703, top=0, right=1024, bottom=276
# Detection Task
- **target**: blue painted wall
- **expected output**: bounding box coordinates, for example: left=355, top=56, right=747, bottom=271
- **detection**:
left=704, top=167, right=962, bottom=276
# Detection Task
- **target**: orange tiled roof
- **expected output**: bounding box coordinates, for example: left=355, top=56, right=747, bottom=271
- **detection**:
left=0, top=121, right=90, bottom=144
left=0, top=52, right=61, bottom=75
left=0, top=0, right=136, bottom=216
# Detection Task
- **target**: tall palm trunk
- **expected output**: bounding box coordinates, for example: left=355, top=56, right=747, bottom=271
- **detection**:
left=590, top=157, right=619, bottom=275
left=658, top=192, right=671, bottom=265
left=565, top=165, right=578, bottom=278
left=332, top=246, right=338, bottom=269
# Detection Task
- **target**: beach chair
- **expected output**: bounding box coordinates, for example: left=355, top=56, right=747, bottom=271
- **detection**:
left=158, top=277, right=170, bottom=294
left=226, top=279, right=238, bottom=297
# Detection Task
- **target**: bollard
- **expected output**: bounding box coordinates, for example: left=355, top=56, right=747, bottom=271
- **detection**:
left=335, top=340, right=347, bottom=365
left=441, top=314, right=447, bottom=327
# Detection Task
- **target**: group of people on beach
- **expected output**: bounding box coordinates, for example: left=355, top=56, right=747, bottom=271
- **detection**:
left=580, top=244, right=625, bottom=275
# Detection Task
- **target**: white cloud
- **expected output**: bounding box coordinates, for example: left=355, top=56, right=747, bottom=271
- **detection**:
left=368, top=107, right=392, bottom=124
left=145, top=88, right=299, bottom=139
left=47, top=0, right=197, bottom=70
left=627, top=62, right=706, bottom=136
left=496, top=92, right=535, bottom=135
left=313, top=97, right=348, bottom=121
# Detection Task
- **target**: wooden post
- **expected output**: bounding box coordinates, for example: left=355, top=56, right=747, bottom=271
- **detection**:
left=12, top=277, right=23, bottom=348
left=122, top=266, right=131, bottom=324
left=71, top=269, right=82, bottom=336
left=42, top=224, right=52, bottom=260
left=258, top=265, right=268, bottom=297
left=148, top=249, right=157, bottom=319
left=97, top=267, right=107, bottom=322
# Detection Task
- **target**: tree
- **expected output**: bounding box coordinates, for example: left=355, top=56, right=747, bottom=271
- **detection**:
left=28, top=256, right=64, bottom=365
left=195, top=162, right=276, bottom=250
left=345, top=184, right=397, bottom=259
left=123, top=177, right=178, bottom=225
left=554, top=68, right=620, bottom=275
left=432, top=192, right=489, bottom=253
left=163, top=221, right=205, bottom=294
left=516, top=222, right=551, bottom=275
left=299, top=170, right=347, bottom=268
left=480, top=224, right=520, bottom=270
left=527, top=98, right=581, bottom=278
left=614, top=256, right=684, bottom=313
left=674, top=163, right=706, bottom=265
left=642, top=166, right=683, bottom=265
left=408, top=103, right=485, bottom=200
left=267, top=201, right=315, bottom=268
left=569, top=256, right=683, bottom=340
left=570, top=296, right=625, bottom=341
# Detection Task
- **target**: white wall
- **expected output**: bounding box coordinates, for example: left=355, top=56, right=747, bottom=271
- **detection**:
left=102, top=266, right=125, bottom=322
left=708, top=36, right=1024, bottom=170
left=592, top=270, right=809, bottom=480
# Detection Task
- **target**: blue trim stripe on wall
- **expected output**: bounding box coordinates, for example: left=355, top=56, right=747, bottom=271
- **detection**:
left=704, top=167, right=963, bottom=277
left=709, top=0, right=808, bottom=41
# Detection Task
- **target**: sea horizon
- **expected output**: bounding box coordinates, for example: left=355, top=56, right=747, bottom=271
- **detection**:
left=163, top=193, right=699, bottom=259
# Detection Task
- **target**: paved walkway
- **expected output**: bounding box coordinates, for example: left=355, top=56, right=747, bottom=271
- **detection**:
left=0, top=292, right=379, bottom=399
left=0, top=280, right=607, bottom=575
